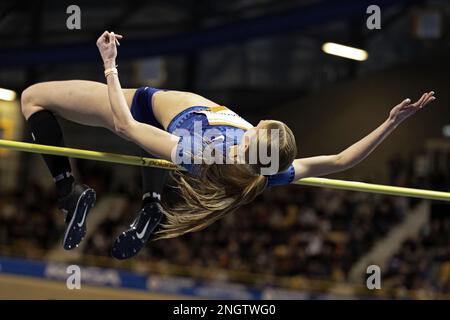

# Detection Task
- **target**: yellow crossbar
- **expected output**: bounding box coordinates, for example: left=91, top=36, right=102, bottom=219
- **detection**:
left=1, top=139, right=449, bottom=201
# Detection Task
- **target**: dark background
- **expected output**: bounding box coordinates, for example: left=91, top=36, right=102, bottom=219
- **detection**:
left=1, top=0, right=449, bottom=182
left=0, top=0, right=449, bottom=300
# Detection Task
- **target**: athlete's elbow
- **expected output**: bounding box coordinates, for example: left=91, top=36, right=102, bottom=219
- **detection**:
left=335, top=153, right=354, bottom=170
left=335, top=153, right=360, bottom=171
left=114, top=119, right=134, bottom=136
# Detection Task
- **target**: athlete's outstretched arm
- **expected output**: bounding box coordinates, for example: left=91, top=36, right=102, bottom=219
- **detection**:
left=96, top=31, right=179, bottom=161
left=292, top=92, right=436, bottom=180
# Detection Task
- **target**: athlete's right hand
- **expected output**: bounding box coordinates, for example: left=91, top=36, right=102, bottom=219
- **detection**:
left=96, top=31, right=123, bottom=67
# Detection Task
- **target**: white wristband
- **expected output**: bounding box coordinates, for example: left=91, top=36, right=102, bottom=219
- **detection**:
left=104, top=67, right=118, bottom=78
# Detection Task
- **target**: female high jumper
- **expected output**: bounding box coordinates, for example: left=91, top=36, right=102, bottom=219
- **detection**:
left=20, top=31, right=436, bottom=259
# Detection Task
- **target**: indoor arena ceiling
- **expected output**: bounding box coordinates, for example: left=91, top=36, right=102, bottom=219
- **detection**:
left=0, top=0, right=449, bottom=92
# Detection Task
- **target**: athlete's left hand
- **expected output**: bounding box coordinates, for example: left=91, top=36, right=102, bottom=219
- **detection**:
left=388, top=91, right=436, bottom=126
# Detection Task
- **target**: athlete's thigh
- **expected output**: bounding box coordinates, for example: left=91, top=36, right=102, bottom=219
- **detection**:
left=29, top=80, right=136, bottom=130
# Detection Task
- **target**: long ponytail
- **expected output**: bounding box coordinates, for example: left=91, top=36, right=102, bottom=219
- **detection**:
left=155, top=164, right=267, bottom=239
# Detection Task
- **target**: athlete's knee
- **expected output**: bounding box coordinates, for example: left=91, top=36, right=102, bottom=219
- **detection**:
left=21, top=84, right=45, bottom=119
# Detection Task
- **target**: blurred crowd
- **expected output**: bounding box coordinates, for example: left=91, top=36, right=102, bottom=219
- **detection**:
left=385, top=213, right=450, bottom=296
left=0, top=182, right=62, bottom=254
left=85, top=185, right=407, bottom=282
left=0, top=148, right=448, bottom=296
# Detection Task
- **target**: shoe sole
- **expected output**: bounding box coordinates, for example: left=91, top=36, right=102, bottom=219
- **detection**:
left=111, top=208, right=162, bottom=260
left=63, top=188, right=96, bottom=250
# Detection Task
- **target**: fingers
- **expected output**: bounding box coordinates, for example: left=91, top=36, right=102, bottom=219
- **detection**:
left=398, top=98, right=411, bottom=108
left=421, top=91, right=436, bottom=108
left=420, top=91, right=433, bottom=105
left=417, top=91, right=435, bottom=108
left=110, top=31, right=123, bottom=46
left=105, top=31, right=112, bottom=43
left=97, top=31, right=124, bottom=45
left=411, top=92, right=428, bottom=107
left=97, top=31, right=112, bottom=45
left=110, top=31, right=118, bottom=46
left=97, top=30, right=109, bottom=44
left=410, top=91, right=436, bottom=109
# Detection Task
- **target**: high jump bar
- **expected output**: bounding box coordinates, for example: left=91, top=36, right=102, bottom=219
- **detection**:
left=1, top=139, right=449, bottom=202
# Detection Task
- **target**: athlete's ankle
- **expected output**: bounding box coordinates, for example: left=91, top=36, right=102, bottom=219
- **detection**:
left=56, top=174, right=75, bottom=199
left=142, top=191, right=161, bottom=207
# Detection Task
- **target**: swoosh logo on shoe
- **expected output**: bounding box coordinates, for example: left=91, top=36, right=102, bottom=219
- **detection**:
left=77, top=205, right=89, bottom=227
left=136, top=220, right=151, bottom=239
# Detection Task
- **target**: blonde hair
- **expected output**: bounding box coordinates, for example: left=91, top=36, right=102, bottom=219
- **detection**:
left=154, top=120, right=297, bottom=240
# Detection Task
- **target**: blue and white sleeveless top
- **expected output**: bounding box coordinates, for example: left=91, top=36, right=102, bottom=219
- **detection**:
left=167, top=106, right=295, bottom=188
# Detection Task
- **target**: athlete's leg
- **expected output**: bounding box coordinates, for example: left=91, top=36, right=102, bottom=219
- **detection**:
left=21, top=80, right=136, bottom=250
left=111, top=87, right=170, bottom=260
left=21, top=80, right=135, bottom=128
left=21, top=80, right=136, bottom=196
